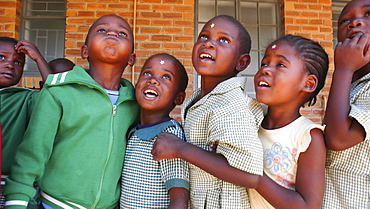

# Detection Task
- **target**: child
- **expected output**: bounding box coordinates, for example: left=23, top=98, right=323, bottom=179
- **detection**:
left=3, top=14, right=140, bottom=208
left=151, top=15, right=264, bottom=208
left=120, top=53, right=189, bottom=209
left=39, top=58, right=75, bottom=89
left=0, top=37, right=51, bottom=208
left=323, top=0, right=370, bottom=207
left=248, top=34, right=328, bottom=208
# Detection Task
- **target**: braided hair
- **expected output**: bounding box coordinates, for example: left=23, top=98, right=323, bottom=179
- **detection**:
left=276, top=34, right=329, bottom=106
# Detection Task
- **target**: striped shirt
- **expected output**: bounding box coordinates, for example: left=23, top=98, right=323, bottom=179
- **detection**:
left=120, top=118, right=189, bottom=209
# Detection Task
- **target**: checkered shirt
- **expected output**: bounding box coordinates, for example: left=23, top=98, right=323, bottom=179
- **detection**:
left=120, top=118, right=189, bottom=209
left=322, top=73, right=370, bottom=209
left=182, top=77, right=264, bottom=209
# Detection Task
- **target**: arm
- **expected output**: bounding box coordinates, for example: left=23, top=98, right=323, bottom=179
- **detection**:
left=255, top=128, right=326, bottom=209
left=15, top=40, right=51, bottom=81
left=4, top=89, right=60, bottom=208
left=168, top=187, right=189, bottom=209
left=324, top=33, right=370, bottom=151
left=152, top=132, right=261, bottom=188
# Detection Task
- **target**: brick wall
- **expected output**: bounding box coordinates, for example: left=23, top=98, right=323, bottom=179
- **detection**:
left=0, top=0, right=335, bottom=122
left=281, top=0, right=333, bottom=123
left=0, top=0, right=21, bottom=39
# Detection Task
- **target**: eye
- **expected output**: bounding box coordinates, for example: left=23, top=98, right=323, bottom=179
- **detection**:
left=199, top=34, right=208, bottom=40
left=277, top=63, right=286, bottom=68
left=260, top=62, right=268, bottom=67
left=143, top=71, right=151, bottom=76
left=162, top=74, right=171, bottom=80
left=118, top=31, right=127, bottom=37
left=365, top=10, right=370, bottom=17
left=0, top=55, right=5, bottom=60
left=220, top=37, right=230, bottom=44
left=97, top=28, right=107, bottom=33
left=14, top=60, right=23, bottom=66
left=339, top=18, right=350, bottom=25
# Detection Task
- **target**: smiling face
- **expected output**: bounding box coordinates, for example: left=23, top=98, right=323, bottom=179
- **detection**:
left=192, top=16, right=247, bottom=79
left=81, top=14, right=135, bottom=66
left=0, top=41, right=25, bottom=88
left=337, top=0, right=370, bottom=42
left=254, top=40, right=309, bottom=107
left=135, top=54, right=186, bottom=114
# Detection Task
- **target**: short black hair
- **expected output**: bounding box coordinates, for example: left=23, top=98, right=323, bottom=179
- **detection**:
left=0, top=37, right=18, bottom=45
left=274, top=34, right=329, bottom=106
left=144, top=53, right=188, bottom=92
left=211, top=15, right=252, bottom=55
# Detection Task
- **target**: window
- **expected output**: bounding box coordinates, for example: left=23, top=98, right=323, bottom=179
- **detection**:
left=195, top=0, right=280, bottom=96
left=332, top=0, right=350, bottom=46
left=21, top=0, right=66, bottom=74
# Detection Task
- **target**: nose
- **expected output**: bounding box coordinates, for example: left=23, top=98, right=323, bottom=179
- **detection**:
left=147, top=77, right=159, bottom=85
left=106, top=30, right=118, bottom=37
left=349, top=18, right=364, bottom=29
left=4, top=61, right=15, bottom=70
left=202, top=39, right=215, bottom=49
left=259, top=66, right=272, bottom=76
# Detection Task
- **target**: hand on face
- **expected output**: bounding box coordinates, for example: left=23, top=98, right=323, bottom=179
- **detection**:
left=335, top=33, right=370, bottom=73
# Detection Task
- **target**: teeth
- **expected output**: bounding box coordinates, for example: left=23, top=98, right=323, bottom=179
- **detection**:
left=144, top=89, right=158, bottom=96
left=259, top=81, right=270, bottom=87
left=200, top=53, right=214, bottom=60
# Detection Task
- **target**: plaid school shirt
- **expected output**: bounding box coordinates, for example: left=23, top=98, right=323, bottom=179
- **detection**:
left=322, top=73, right=370, bottom=209
left=182, top=77, right=264, bottom=209
left=120, top=118, right=189, bottom=209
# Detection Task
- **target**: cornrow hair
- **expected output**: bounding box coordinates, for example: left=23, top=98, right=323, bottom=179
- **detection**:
left=276, top=34, right=329, bottom=106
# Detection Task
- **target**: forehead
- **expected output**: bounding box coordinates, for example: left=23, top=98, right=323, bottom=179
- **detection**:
left=91, top=15, right=131, bottom=31
left=341, top=0, right=370, bottom=16
left=265, top=40, right=297, bottom=56
left=0, top=42, right=25, bottom=60
left=203, top=17, right=240, bottom=36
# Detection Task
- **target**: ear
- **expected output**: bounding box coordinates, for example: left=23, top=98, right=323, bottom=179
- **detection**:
left=80, top=45, right=89, bottom=59
left=174, top=91, right=186, bottom=105
left=128, top=53, right=136, bottom=67
left=302, top=74, right=318, bottom=93
left=236, top=54, right=251, bottom=72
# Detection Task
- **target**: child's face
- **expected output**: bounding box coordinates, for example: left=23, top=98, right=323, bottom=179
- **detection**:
left=337, top=0, right=370, bottom=43
left=82, top=15, right=135, bottom=66
left=0, top=42, right=25, bottom=88
left=254, top=40, right=309, bottom=106
left=135, top=55, right=184, bottom=113
left=192, top=17, right=243, bottom=78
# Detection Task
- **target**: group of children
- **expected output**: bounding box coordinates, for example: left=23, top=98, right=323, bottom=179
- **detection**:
left=1, top=0, right=369, bottom=208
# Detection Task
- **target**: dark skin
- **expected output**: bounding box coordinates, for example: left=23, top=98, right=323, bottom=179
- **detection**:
left=253, top=41, right=326, bottom=208
left=135, top=55, right=189, bottom=208
left=324, top=0, right=370, bottom=151
left=80, top=14, right=136, bottom=91
left=152, top=16, right=261, bottom=189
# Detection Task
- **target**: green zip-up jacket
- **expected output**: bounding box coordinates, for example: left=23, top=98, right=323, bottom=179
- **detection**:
left=0, top=87, right=38, bottom=176
left=4, top=66, right=140, bottom=209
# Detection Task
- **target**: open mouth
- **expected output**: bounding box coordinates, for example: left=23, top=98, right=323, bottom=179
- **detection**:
left=144, top=89, right=158, bottom=98
left=258, top=81, right=270, bottom=87
left=199, top=53, right=215, bottom=61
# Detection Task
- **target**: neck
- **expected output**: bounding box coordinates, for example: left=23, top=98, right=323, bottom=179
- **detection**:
left=140, top=109, right=171, bottom=125
left=262, top=105, right=301, bottom=129
left=88, top=62, right=127, bottom=90
left=200, top=76, right=231, bottom=98
left=353, top=64, right=370, bottom=82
